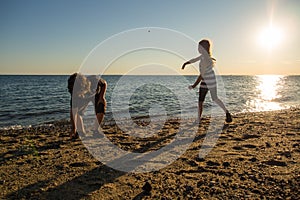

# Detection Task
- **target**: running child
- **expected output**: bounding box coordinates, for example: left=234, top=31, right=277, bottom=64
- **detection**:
left=182, top=39, right=232, bottom=123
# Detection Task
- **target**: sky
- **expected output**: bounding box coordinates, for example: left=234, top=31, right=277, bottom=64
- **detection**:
left=0, top=0, right=299, bottom=75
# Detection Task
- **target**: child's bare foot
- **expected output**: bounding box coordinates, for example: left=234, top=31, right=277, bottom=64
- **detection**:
left=225, top=112, right=232, bottom=123
left=70, top=131, right=79, bottom=140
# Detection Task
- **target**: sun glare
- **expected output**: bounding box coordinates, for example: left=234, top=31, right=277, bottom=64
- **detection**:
left=254, top=75, right=283, bottom=111
left=258, top=25, right=284, bottom=50
left=246, top=75, right=285, bottom=112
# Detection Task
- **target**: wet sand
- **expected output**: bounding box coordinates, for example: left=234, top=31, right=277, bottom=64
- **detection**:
left=1, top=108, right=299, bottom=199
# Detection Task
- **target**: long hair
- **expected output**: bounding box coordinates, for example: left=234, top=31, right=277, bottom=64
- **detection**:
left=72, top=73, right=90, bottom=97
left=87, top=75, right=99, bottom=92
left=199, top=39, right=216, bottom=61
left=67, top=73, right=78, bottom=94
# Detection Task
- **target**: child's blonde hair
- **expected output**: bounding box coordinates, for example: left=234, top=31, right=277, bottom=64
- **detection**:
left=199, top=39, right=216, bottom=61
left=71, top=73, right=90, bottom=97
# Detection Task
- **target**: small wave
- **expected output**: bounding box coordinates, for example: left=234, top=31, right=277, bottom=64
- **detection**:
left=21, top=109, right=68, bottom=117
left=0, top=121, right=60, bottom=131
left=0, top=124, right=32, bottom=131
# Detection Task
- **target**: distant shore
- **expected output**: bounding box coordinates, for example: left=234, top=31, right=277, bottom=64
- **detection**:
left=1, top=108, right=299, bottom=199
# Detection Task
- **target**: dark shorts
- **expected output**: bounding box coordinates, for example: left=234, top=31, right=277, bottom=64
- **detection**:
left=95, top=102, right=106, bottom=114
left=199, top=82, right=218, bottom=102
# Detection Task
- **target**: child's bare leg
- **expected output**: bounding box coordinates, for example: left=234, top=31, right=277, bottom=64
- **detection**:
left=198, top=101, right=204, bottom=122
left=70, top=109, right=76, bottom=138
left=213, top=98, right=232, bottom=122
left=93, top=118, right=99, bottom=131
left=93, top=113, right=104, bottom=131
left=96, top=113, right=104, bottom=127
left=76, top=115, right=85, bottom=134
left=213, top=98, right=228, bottom=113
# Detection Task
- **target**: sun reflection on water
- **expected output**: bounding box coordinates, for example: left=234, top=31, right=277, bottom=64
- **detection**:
left=246, top=75, right=284, bottom=112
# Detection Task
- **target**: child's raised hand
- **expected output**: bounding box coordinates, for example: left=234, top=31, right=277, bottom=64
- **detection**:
left=188, top=85, right=194, bottom=90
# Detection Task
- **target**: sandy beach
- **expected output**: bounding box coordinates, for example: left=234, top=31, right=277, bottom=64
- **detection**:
left=1, top=108, right=299, bottom=199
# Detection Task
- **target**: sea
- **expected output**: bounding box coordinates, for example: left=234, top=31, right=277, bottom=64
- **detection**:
left=0, top=75, right=299, bottom=129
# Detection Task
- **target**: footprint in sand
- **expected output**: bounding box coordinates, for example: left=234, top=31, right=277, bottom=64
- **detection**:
left=233, top=144, right=257, bottom=150
left=262, top=159, right=287, bottom=166
left=233, top=146, right=243, bottom=150
left=206, top=160, right=220, bottom=166
left=242, top=144, right=257, bottom=149
left=70, top=162, right=90, bottom=167
left=242, top=134, right=261, bottom=140
left=219, top=136, right=229, bottom=139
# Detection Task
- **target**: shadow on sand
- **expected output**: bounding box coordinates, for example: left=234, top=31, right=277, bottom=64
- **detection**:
left=5, top=165, right=125, bottom=199
left=4, top=118, right=229, bottom=199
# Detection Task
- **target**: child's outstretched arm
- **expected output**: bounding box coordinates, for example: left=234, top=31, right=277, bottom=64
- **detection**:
left=181, top=56, right=201, bottom=69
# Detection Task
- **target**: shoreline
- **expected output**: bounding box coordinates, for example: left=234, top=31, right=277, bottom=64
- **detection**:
left=1, top=106, right=299, bottom=131
left=1, top=108, right=299, bottom=199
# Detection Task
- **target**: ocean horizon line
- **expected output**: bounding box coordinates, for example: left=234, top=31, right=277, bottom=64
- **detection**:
left=0, top=74, right=299, bottom=76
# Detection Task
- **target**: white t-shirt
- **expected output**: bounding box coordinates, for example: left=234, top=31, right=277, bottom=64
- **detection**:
left=199, top=54, right=213, bottom=73
left=199, top=54, right=216, bottom=88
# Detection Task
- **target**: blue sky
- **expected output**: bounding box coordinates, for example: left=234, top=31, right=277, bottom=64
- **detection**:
left=0, top=0, right=299, bottom=75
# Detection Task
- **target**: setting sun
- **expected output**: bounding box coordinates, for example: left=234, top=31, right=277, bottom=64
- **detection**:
left=258, top=25, right=284, bottom=50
